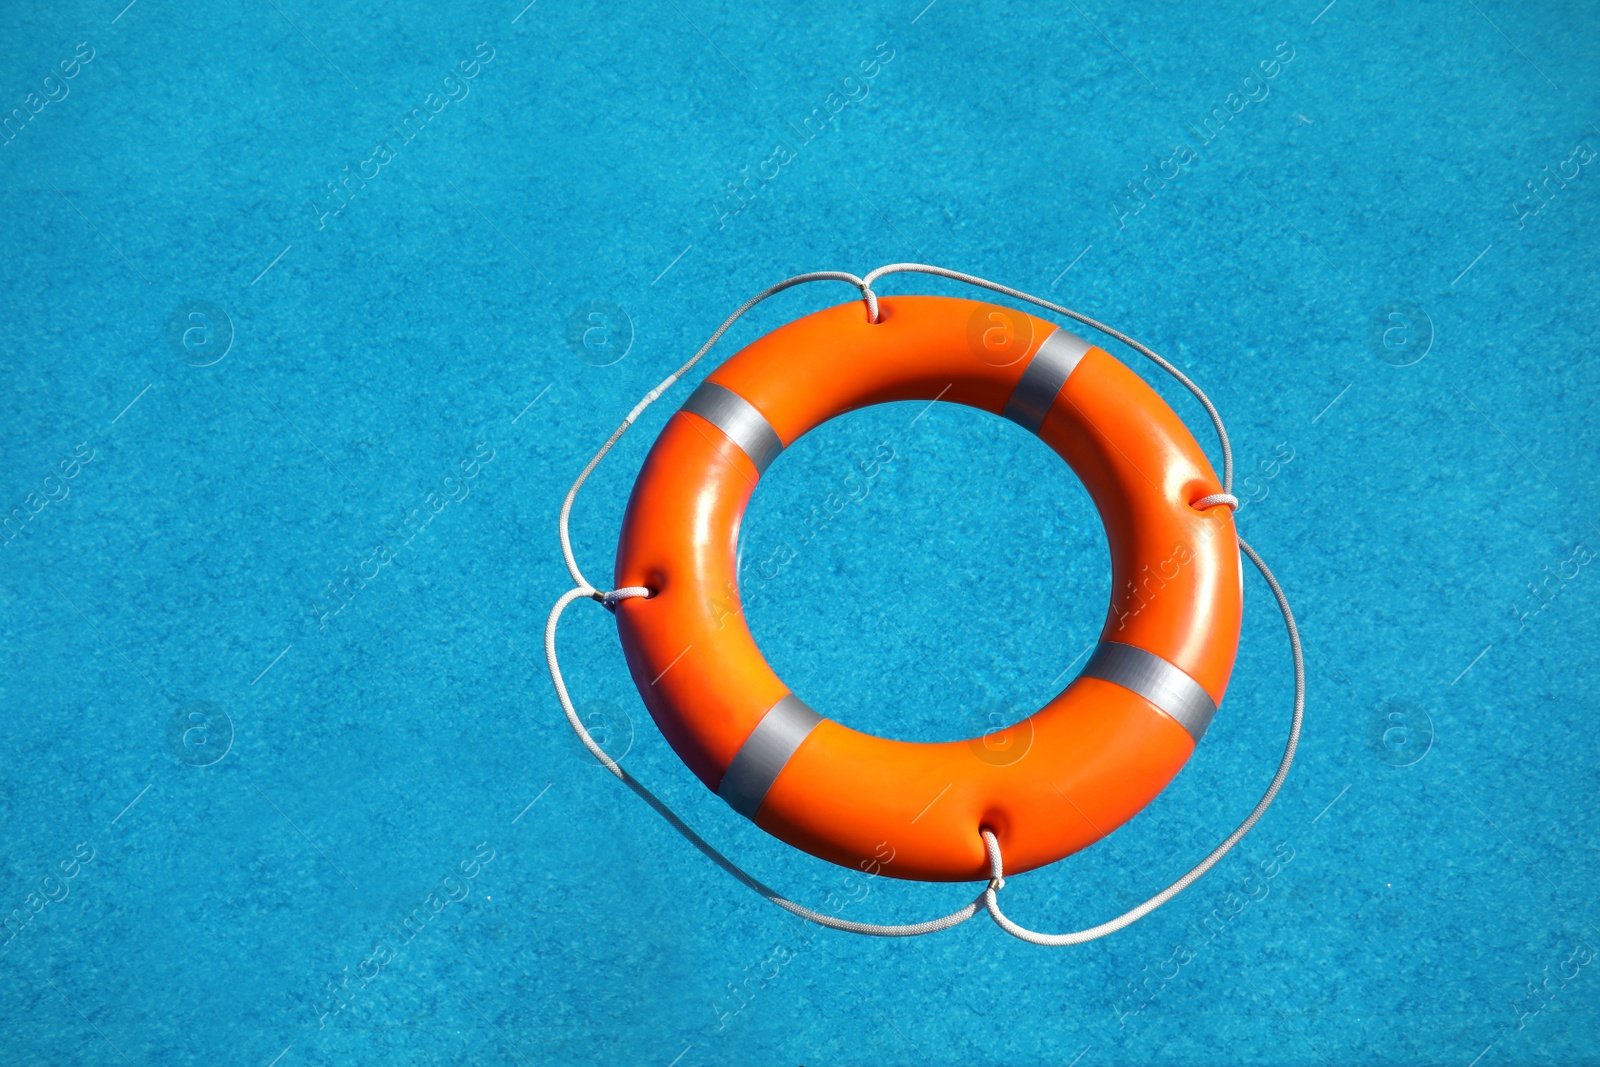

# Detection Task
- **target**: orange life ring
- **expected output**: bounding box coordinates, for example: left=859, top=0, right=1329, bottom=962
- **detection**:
left=613, top=295, right=1241, bottom=882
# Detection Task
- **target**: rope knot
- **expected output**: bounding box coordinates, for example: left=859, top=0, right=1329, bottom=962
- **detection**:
left=980, top=828, right=1006, bottom=895
left=861, top=286, right=881, bottom=324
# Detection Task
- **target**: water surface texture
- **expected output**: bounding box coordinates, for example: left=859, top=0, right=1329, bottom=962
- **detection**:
left=1, top=1, right=1596, bottom=1064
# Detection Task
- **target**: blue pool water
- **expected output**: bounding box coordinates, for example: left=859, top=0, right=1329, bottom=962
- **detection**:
left=2, top=1, right=1597, bottom=1063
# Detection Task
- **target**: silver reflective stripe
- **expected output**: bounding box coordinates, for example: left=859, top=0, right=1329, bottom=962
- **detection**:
left=1079, top=641, right=1217, bottom=744
left=680, top=381, right=785, bottom=476
left=718, top=695, right=824, bottom=819
left=1002, top=327, right=1094, bottom=434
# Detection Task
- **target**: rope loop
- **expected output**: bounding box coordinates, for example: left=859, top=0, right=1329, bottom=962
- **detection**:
left=547, top=263, right=1301, bottom=946
left=602, top=585, right=652, bottom=607
left=982, top=830, right=1005, bottom=882
left=861, top=286, right=880, bottom=323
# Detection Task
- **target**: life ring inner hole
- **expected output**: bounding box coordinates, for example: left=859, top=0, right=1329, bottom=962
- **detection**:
left=734, top=398, right=1111, bottom=746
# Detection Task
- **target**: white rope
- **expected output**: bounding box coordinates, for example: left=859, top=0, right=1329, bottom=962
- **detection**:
left=557, top=272, right=875, bottom=591
left=980, top=536, right=1304, bottom=945
left=544, top=587, right=987, bottom=936
left=545, top=264, right=1299, bottom=943
left=600, top=585, right=651, bottom=610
